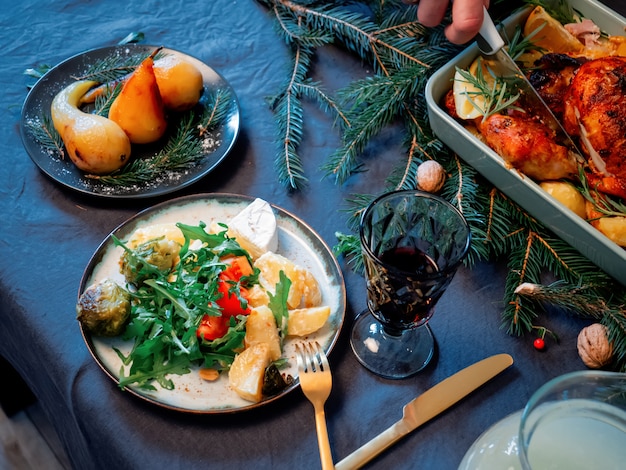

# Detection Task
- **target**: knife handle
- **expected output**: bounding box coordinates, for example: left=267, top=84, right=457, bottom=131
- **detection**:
left=334, top=420, right=410, bottom=470
left=477, top=6, right=505, bottom=54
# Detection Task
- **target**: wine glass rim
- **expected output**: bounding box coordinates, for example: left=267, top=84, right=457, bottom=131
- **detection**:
left=359, top=189, right=471, bottom=277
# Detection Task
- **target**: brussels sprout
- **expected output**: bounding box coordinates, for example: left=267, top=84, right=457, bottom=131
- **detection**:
left=120, top=237, right=181, bottom=285
left=77, top=279, right=131, bottom=336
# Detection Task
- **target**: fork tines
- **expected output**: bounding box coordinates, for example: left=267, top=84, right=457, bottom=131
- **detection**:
left=296, top=341, right=329, bottom=373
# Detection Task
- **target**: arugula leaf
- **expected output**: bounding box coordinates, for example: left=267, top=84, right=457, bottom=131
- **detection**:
left=112, top=222, right=254, bottom=390
left=268, top=270, right=292, bottom=339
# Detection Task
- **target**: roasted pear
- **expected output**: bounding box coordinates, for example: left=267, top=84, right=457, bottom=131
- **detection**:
left=153, top=55, right=204, bottom=111
left=81, top=55, right=204, bottom=112
left=50, top=80, right=131, bottom=174
left=108, top=49, right=167, bottom=144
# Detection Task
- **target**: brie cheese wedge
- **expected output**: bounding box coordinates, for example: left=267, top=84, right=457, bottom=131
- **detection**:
left=228, top=198, right=278, bottom=259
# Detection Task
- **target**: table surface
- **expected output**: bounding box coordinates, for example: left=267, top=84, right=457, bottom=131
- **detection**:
left=2, top=1, right=624, bottom=469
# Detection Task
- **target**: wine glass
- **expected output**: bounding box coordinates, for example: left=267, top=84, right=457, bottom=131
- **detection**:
left=350, top=189, right=471, bottom=378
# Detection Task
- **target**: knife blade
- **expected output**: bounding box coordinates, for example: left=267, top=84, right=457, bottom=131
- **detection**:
left=476, top=7, right=583, bottom=159
left=334, top=353, right=514, bottom=470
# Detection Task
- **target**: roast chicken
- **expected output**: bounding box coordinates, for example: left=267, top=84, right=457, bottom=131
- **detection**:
left=562, top=56, right=626, bottom=199
left=447, top=53, right=626, bottom=200
left=477, top=112, right=578, bottom=181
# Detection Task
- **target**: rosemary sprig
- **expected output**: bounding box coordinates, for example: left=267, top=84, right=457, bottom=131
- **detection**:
left=506, top=23, right=545, bottom=60
left=454, top=61, right=522, bottom=120
left=578, top=167, right=626, bottom=218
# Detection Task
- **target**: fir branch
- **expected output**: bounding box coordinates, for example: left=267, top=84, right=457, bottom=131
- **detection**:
left=93, top=84, right=121, bottom=117
left=271, top=0, right=430, bottom=72
left=198, top=88, right=234, bottom=136
left=515, top=281, right=626, bottom=371
left=74, top=53, right=146, bottom=83
left=87, top=112, right=204, bottom=186
left=270, top=43, right=312, bottom=189
left=441, top=156, right=492, bottom=265
left=25, top=115, right=64, bottom=159
left=515, top=282, right=615, bottom=319
left=323, top=67, right=425, bottom=183
left=385, top=135, right=421, bottom=191
left=296, top=79, right=350, bottom=127
left=270, top=2, right=335, bottom=47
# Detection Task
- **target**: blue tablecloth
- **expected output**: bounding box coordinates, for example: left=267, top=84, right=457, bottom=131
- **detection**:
left=1, top=1, right=624, bottom=468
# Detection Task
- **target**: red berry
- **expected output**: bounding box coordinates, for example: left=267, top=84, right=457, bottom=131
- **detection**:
left=533, top=338, right=546, bottom=351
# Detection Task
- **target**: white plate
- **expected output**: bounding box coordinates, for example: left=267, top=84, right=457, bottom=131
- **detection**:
left=78, top=193, right=346, bottom=413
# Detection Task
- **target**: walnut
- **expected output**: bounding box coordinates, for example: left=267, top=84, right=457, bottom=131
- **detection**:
left=416, top=160, right=446, bottom=193
left=577, top=323, right=613, bottom=369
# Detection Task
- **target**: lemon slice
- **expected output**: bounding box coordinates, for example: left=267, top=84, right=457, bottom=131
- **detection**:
left=453, top=57, right=497, bottom=120
left=523, top=6, right=583, bottom=54
left=453, top=69, right=485, bottom=120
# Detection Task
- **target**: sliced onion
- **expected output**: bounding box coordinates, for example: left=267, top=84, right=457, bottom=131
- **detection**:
left=576, top=107, right=612, bottom=176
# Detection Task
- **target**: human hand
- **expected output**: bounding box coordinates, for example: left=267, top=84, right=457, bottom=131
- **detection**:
left=404, top=0, right=489, bottom=45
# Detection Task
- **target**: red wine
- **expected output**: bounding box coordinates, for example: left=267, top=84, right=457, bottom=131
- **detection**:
left=367, top=246, right=442, bottom=333
left=379, top=246, right=438, bottom=275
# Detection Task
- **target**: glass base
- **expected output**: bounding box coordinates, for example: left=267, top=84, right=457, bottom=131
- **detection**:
left=349, top=310, right=435, bottom=379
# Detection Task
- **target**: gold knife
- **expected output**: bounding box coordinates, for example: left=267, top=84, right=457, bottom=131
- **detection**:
left=476, top=7, right=583, bottom=158
left=334, top=353, right=514, bottom=470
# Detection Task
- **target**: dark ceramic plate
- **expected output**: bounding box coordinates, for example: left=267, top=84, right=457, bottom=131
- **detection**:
left=78, top=193, right=346, bottom=413
left=20, top=45, right=240, bottom=199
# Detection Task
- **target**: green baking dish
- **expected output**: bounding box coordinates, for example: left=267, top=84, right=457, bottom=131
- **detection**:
left=425, top=0, right=626, bottom=285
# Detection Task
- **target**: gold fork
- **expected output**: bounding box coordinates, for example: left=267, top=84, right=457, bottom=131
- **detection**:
left=296, top=341, right=334, bottom=470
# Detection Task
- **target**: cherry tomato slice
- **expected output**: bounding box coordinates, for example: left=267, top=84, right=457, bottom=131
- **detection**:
left=215, top=256, right=252, bottom=317
left=197, top=314, right=229, bottom=341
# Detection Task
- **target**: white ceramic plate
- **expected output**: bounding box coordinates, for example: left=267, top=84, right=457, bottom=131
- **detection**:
left=78, top=193, right=346, bottom=413
left=21, top=45, right=240, bottom=198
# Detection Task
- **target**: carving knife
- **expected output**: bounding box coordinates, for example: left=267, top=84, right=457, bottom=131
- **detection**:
left=476, top=7, right=583, bottom=158
left=334, top=353, right=513, bottom=470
